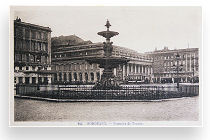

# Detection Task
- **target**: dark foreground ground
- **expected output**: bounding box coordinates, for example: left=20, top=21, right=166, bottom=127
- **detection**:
left=14, top=96, right=199, bottom=121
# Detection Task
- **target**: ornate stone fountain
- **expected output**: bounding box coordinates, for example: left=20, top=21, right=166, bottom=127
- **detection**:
left=86, top=20, right=129, bottom=90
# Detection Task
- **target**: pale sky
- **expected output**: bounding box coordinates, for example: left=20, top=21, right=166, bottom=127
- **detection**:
left=12, top=6, right=202, bottom=53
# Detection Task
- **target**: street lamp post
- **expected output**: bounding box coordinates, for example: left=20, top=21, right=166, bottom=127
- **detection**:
left=173, top=53, right=183, bottom=88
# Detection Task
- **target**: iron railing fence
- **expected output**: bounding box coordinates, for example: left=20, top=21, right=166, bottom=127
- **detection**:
left=15, top=84, right=199, bottom=100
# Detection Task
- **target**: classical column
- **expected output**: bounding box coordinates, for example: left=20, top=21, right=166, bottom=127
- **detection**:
left=124, top=64, right=127, bottom=77
left=151, top=66, right=153, bottom=74
left=66, top=72, right=69, bottom=82
left=123, top=64, right=125, bottom=80
left=94, top=72, right=97, bottom=82
left=127, top=63, right=129, bottom=76
left=135, top=64, right=137, bottom=74
left=140, top=65, right=142, bottom=73
left=148, top=66, right=150, bottom=75
left=113, top=68, right=117, bottom=76
left=57, top=73, right=59, bottom=82
left=82, top=72, right=85, bottom=82
left=131, top=64, right=133, bottom=73
left=77, top=73, right=79, bottom=82
left=62, top=72, right=64, bottom=82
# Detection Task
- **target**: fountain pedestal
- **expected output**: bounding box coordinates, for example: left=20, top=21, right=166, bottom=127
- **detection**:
left=86, top=20, right=129, bottom=90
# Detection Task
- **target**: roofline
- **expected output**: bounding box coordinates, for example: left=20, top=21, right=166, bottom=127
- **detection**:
left=14, top=20, right=52, bottom=32
left=145, top=48, right=199, bottom=54
left=52, top=42, right=103, bottom=48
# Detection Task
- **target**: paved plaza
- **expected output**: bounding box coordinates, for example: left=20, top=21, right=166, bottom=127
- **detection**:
left=14, top=96, right=199, bottom=121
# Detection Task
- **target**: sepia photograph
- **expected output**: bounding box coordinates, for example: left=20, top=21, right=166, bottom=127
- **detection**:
left=9, top=6, right=202, bottom=127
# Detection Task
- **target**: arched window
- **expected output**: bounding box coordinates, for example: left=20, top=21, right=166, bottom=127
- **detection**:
left=90, top=72, right=94, bottom=81
left=59, top=73, right=62, bottom=81
left=74, top=72, right=77, bottom=81
left=69, top=73, right=72, bottom=82
left=85, top=73, right=88, bottom=82
left=79, top=73, right=82, bottom=81
left=64, top=73, right=67, bottom=81
left=54, top=73, right=57, bottom=81
left=97, top=72, right=100, bottom=81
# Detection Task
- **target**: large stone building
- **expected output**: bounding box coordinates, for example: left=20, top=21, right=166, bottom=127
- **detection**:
left=146, top=47, right=199, bottom=83
left=14, top=18, right=53, bottom=85
left=51, top=35, right=153, bottom=84
left=13, top=18, right=199, bottom=86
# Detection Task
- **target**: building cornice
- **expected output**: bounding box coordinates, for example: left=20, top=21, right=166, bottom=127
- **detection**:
left=14, top=20, right=51, bottom=32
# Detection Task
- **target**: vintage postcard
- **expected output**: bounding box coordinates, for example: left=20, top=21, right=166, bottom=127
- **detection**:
left=9, top=6, right=202, bottom=127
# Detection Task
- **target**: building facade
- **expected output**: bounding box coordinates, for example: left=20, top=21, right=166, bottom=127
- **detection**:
left=14, top=18, right=52, bottom=85
left=51, top=36, right=153, bottom=84
left=147, top=47, right=199, bottom=83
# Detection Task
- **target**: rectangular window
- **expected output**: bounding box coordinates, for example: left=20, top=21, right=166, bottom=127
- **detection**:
left=43, top=43, right=46, bottom=51
left=25, top=77, right=30, bottom=84
left=22, top=40, right=26, bottom=50
left=31, top=41, right=35, bottom=51
left=26, top=54, right=29, bottom=62
left=26, top=41, right=30, bottom=51
left=32, top=66, right=35, bottom=71
left=32, top=31, right=36, bottom=39
left=54, top=74, right=57, bottom=81
left=36, top=55, right=41, bottom=63
left=17, top=40, right=22, bottom=50
left=44, top=77, right=48, bottom=84
left=25, top=29, right=30, bottom=39
left=32, top=77, right=36, bottom=84
left=18, top=77, right=23, bottom=83
left=67, top=64, right=71, bottom=71
left=44, top=32, right=48, bottom=41
left=38, top=77, right=42, bottom=84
